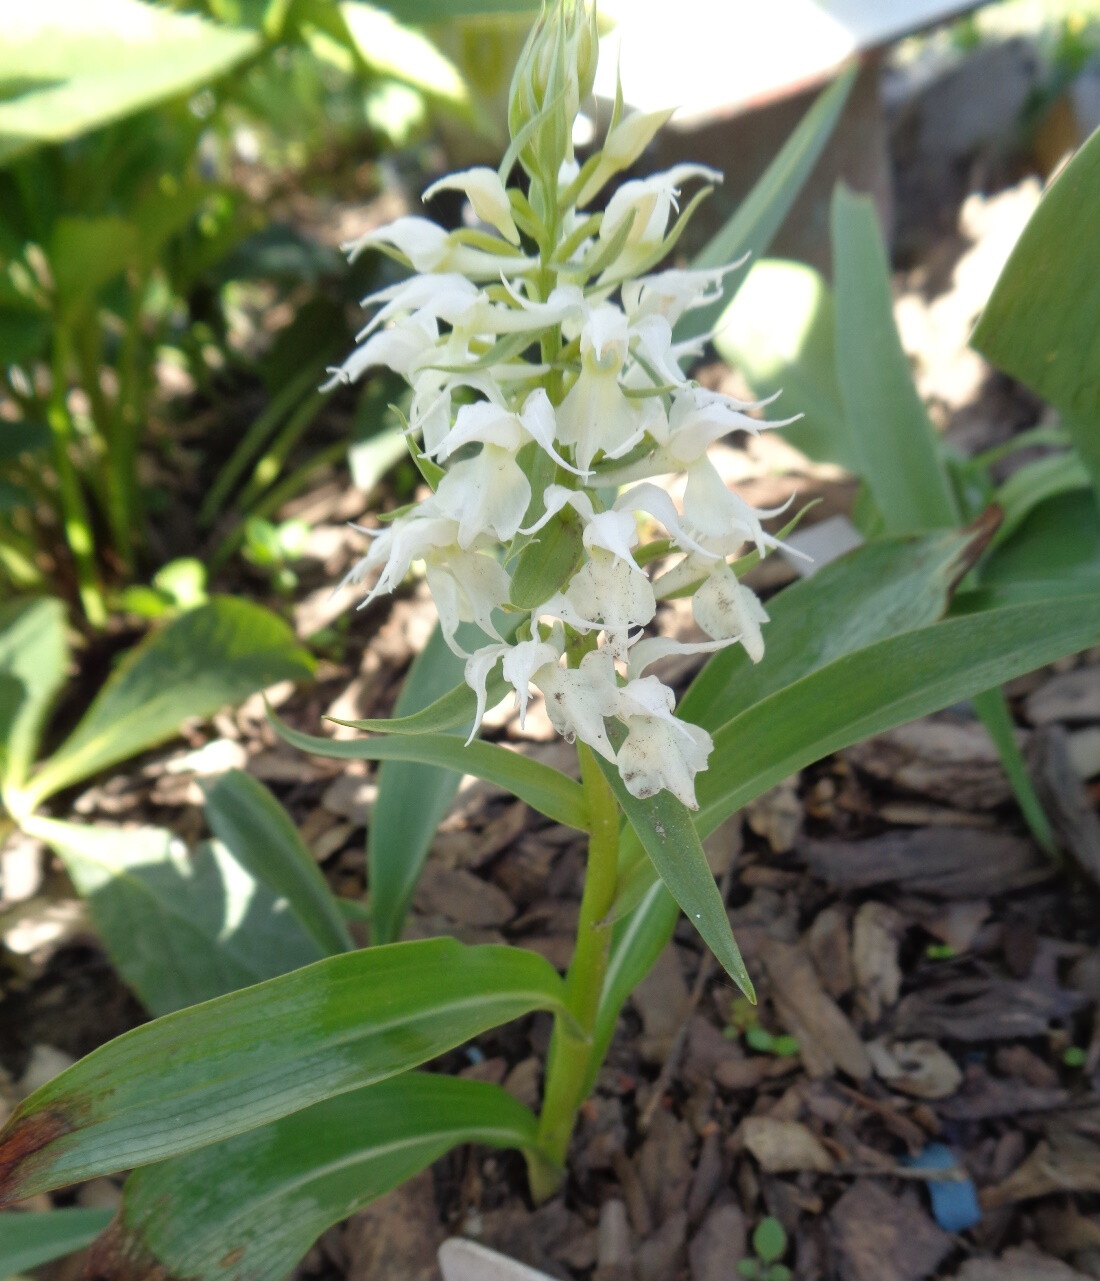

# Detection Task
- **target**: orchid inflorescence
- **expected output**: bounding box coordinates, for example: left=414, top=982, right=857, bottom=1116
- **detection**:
left=327, top=1, right=798, bottom=810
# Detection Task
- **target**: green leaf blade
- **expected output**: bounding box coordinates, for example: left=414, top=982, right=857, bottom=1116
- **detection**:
left=26, top=817, right=322, bottom=1016
left=97, top=1075, right=537, bottom=1281
left=830, top=183, right=958, bottom=533
left=0, top=596, right=68, bottom=790
left=204, top=770, right=354, bottom=957
left=0, top=1207, right=113, bottom=1276
left=0, top=938, right=566, bottom=1203
left=274, top=714, right=588, bottom=831
left=25, top=598, right=314, bottom=807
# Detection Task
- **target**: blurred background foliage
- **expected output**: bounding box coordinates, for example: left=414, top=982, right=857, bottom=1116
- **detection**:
left=0, top=0, right=535, bottom=625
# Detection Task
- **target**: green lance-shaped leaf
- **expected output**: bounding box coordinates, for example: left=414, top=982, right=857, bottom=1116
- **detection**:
left=830, top=183, right=959, bottom=534
left=204, top=770, right=354, bottom=957
left=694, top=593, right=1100, bottom=840
left=680, top=525, right=992, bottom=735
left=26, top=817, right=322, bottom=1017
left=971, top=125, right=1100, bottom=506
left=0, top=938, right=567, bottom=1203
left=0, top=596, right=68, bottom=791
left=366, top=623, right=470, bottom=947
left=677, top=63, right=858, bottom=344
left=274, top=713, right=588, bottom=831
left=21, top=598, right=314, bottom=810
left=980, top=491, right=1100, bottom=594
left=88, top=1075, right=538, bottom=1281
left=0, top=1207, right=113, bottom=1276
left=598, top=756, right=752, bottom=1001
left=0, top=0, right=261, bottom=164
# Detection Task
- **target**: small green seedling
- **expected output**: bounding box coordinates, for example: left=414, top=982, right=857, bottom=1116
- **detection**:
left=1063, top=1046, right=1088, bottom=1069
left=738, top=1217, right=791, bottom=1281
left=724, top=997, right=800, bottom=1057
left=925, top=943, right=958, bottom=961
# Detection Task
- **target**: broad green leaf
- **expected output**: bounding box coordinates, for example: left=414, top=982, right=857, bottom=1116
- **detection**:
left=509, top=507, right=586, bottom=609
left=0, top=0, right=260, bottom=164
left=714, top=258, right=855, bottom=468
left=26, top=817, right=321, bottom=1016
left=204, top=770, right=354, bottom=957
left=275, top=714, right=588, bottom=832
left=971, top=125, right=1100, bottom=503
left=367, top=624, right=465, bottom=946
left=599, top=758, right=752, bottom=1001
left=830, top=184, right=958, bottom=533
left=981, top=491, right=1100, bottom=591
left=0, top=1207, right=113, bottom=1276
left=96, top=1075, right=537, bottom=1281
left=990, top=450, right=1091, bottom=549
left=680, top=527, right=989, bottom=734
left=0, top=596, right=68, bottom=791
left=22, top=598, right=314, bottom=809
left=695, top=594, right=1100, bottom=839
left=0, top=938, right=567, bottom=1202
left=678, top=64, right=857, bottom=344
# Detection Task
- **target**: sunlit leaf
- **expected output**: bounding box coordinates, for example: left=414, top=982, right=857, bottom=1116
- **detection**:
left=204, top=770, right=354, bottom=957
left=0, top=938, right=567, bottom=1201
left=0, top=596, right=68, bottom=791
left=23, top=817, right=321, bottom=1016
left=23, top=598, right=314, bottom=808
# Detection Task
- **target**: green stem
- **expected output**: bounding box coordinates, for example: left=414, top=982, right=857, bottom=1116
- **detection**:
left=530, top=739, right=620, bottom=1200
left=47, top=327, right=107, bottom=626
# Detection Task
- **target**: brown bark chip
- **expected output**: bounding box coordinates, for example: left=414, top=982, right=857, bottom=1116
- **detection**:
left=829, top=1180, right=952, bottom=1281
left=759, top=940, right=871, bottom=1080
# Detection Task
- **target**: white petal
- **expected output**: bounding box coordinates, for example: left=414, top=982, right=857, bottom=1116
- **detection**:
left=464, top=644, right=507, bottom=743
left=691, top=565, right=770, bottom=662
left=626, top=634, right=736, bottom=681
left=614, top=482, right=715, bottom=558
left=435, top=448, right=532, bottom=547
left=424, top=167, right=521, bottom=245
left=501, top=638, right=562, bottom=728
left=616, top=711, right=713, bottom=809
left=432, top=401, right=524, bottom=460
left=536, top=648, right=619, bottom=761
left=518, top=388, right=588, bottom=476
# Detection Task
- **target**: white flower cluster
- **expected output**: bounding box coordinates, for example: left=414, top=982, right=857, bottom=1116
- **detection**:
left=328, top=63, right=795, bottom=809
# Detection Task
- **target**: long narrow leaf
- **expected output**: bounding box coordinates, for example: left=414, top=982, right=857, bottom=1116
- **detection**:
left=274, top=714, right=587, bottom=831
left=24, top=599, right=314, bottom=808
left=0, top=1207, right=113, bottom=1276
left=27, top=817, right=321, bottom=1016
left=91, top=1075, right=537, bottom=1281
left=677, top=64, right=857, bottom=343
left=0, top=596, right=68, bottom=790
left=830, top=183, right=958, bottom=533
left=204, top=770, right=354, bottom=957
left=0, top=939, right=566, bottom=1203
left=695, top=594, right=1100, bottom=839
left=598, top=759, right=752, bottom=1000
left=367, top=624, right=469, bottom=946
left=971, top=125, right=1100, bottom=504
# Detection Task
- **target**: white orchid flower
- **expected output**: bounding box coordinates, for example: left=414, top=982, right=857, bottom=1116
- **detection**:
left=599, top=164, right=722, bottom=274
left=535, top=647, right=620, bottom=762
left=625, top=634, right=736, bottom=680
left=622, top=262, right=745, bottom=326
left=539, top=549, right=656, bottom=660
left=342, top=216, right=535, bottom=280
left=463, top=635, right=562, bottom=742
left=691, top=564, right=770, bottom=661
left=556, top=304, right=644, bottom=472
left=321, top=315, right=439, bottom=390
left=613, top=675, right=713, bottom=808
left=432, top=390, right=585, bottom=477
left=424, top=167, right=522, bottom=246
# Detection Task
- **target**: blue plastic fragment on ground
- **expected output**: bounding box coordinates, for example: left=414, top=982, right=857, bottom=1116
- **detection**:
left=903, top=1142, right=982, bottom=1233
